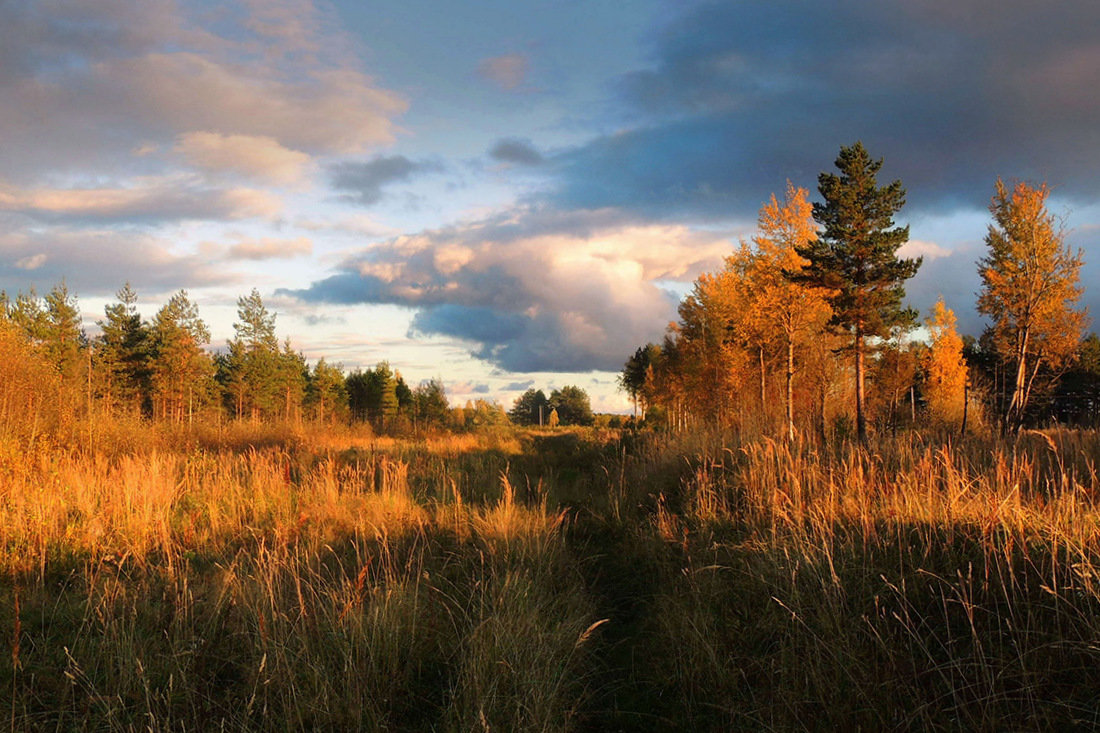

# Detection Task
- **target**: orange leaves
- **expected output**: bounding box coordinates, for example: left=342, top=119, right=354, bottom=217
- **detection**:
left=924, top=298, right=968, bottom=425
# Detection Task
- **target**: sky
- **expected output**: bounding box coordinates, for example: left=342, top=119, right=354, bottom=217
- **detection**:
left=2, top=0, right=1099, bottom=412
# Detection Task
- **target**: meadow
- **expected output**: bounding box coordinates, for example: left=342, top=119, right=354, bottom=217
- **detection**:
left=4, top=416, right=1100, bottom=731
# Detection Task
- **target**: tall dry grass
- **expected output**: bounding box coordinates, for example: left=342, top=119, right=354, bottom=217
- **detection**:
left=4, top=407, right=1100, bottom=730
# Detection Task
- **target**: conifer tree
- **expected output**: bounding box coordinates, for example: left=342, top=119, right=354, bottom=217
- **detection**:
left=224, top=289, right=282, bottom=420
left=42, top=282, right=84, bottom=381
left=96, top=283, right=150, bottom=415
left=150, top=290, right=212, bottom=422
left=792, top=142, right=921, bottom=442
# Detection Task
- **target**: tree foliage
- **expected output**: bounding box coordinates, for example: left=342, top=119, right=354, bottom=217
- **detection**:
left=923, top=298, right=968, bottom=426
left=791, top=142, right=921, bottom=441
left=977, top=179, right=1087, bottom=429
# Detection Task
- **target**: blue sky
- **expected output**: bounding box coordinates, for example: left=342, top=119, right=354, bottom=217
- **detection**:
left=2, top=0, right=1098, bottom=411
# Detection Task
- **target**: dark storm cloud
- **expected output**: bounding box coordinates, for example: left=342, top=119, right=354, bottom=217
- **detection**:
left=330, top=155, right=442, bottom=206
left=488, top=138, right=543, bottom=166
left=550, top=0, right=1100, bottom=219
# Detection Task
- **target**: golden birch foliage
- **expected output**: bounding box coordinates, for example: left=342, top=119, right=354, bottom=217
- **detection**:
left=750, top=182, right=832, bottom=347
left=978, top=179, right=1087, bottom=423
left=924, top=298, right=968, bottom=423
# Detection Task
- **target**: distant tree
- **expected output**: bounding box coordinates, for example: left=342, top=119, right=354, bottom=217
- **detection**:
left=549, top=385, right=594, bottom=426
left=414, top=378, right=449, bottom=429
left=791, top=142, right=921, bottom=442
left=871, top=328, right=922, bottom=434
left=977, top=179, right=1087, bottom=430
left=42, top=283, right=85, bottom=382
left=223, top=289, right=282, bottom=421
left=923, top=298, right=969, bottom=427
left=307, top=358, right=346, bottom=424
left=373, top=362, right=399, bottom=428
left=510, top=388, right=549, bottom=426
left=465, top=399, right=508, bottom=429
left=276, top=340, right=308, bottom=423
left=5, top=288, right=48, bottom=342
left=149, top=290, right=212, bottom=423
left=345, top=369, right=371, bottom=422
left=1051, top=333, right=1100, bottom=426
left=347, top=362, right=400, bottom=429
left=619, top=344, right=660, bottom=420
left=548, top=407, right=560, bottom=429
left=95, top=283, right=151, bottom=415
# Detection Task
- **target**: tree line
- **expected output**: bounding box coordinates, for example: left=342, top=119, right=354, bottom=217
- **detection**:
left=0, top=284, right=607, bottom=434
left=0, top=285, right=463, bottom=432
left=620, top=142, right=1094, bottom=439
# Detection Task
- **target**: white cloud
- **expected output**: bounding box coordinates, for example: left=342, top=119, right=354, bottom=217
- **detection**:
left=899, top=239, right=953, bottom=261
left=14, top=253, right=47, bottom=270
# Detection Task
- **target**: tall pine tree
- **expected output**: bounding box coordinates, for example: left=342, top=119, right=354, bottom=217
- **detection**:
left=791, top=142, right=921, bottom=442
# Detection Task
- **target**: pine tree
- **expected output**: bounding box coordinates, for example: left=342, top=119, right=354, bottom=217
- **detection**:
left=96, top=283, right=151, bottom=416
left=224, top=289, right=282, bottom=421
left=977, top=179, right=1086, bottom=430
left=150, top=290, right=212, bottom=423
left=42, top=282, right=84, bottom=381
left=307, top=358, right=346, bottom=425
left=792, top=142, right=921, bottom=442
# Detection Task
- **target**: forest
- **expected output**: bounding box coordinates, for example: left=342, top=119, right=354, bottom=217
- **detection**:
left=3, top=142, right=1100, bottom=731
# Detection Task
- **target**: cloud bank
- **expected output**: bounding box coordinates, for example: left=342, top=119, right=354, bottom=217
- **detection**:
left=282, top=208, right=736, bottom=371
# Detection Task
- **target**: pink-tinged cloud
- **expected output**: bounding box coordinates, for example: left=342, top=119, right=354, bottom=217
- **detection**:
left=175, top=132, right=313, bottom=186
left=227, top=236, right=313, bottom=260
left=0, top=228, right=237, bottom=296
left=284, top=207, right=738, bottom=371
left=0, top=179, right=281, bottom=222
left=477, top=54, right=529, bottom=91
left=0, top=1, right=407, bottom=182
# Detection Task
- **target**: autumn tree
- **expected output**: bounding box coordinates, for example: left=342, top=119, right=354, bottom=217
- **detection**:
left=792, top=142, right=921, bottom=443
left=751, top=182, right=832, bottom=440
left=977, top=179, right=1087, bottom=430
left=923, top=298, right=968, bottom=427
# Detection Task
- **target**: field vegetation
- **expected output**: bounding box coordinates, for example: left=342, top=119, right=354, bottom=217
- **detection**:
left=4, top=334, right=1100, bottom=730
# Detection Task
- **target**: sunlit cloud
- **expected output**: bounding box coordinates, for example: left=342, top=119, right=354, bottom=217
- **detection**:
left=175, top=132, right=313, bottom=186
left=226, top=236, right=314, bottom=260
left=282, top=207, right=737, bottom=371
left=0, top=178, right=282, bottom=223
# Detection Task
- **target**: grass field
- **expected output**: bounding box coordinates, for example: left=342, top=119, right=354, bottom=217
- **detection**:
left=3, top=422, right=1100, bottom=730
